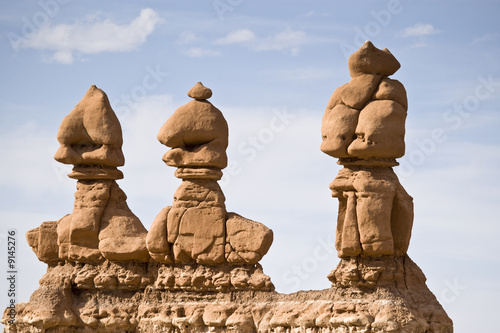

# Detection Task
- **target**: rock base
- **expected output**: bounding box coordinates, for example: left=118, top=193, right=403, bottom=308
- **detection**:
left=3, top=256, right=452, bottom=332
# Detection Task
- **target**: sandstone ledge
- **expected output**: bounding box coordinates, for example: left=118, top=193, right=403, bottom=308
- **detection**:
left=3, top=256, right=452, bottom=333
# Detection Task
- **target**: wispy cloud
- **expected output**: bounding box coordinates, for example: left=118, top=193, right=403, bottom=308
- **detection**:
left=13, top=8, right=162, bottom=64
left=302, top=10, right=330, bottom=18
left=214, top=28, right=307, bottom=56
left=262, top=67, right=335, bottom=81
left=177, top=31, right=202, bottom=45
left=214, top=28, right=256, bottom=45
left=473, top=33, right=500, bottom=43
left=401, top=23, right=440, bottom=38
left=255, top=28, right=307, bottom=55
left=184, top=47, right=220, bottom=58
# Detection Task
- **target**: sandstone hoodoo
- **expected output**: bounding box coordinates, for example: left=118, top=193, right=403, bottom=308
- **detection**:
left=4, top=46, right=452, bottom=332
left=147, top=81, right=275, bottom=288
left=28, top=85, right=149, bottom=264
left=320, top=41, right=452, bottom=332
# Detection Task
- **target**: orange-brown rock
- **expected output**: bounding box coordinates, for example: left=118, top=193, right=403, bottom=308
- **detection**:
left=373, top=78, right=408, bottom=110
left=157, top=82, right=228, bottom=169
left=321, top=104, right=359, bottom=158
left=27, top=85, right=149, bottom=264
left=340, top=73, right=382, bottom=110
left=348, top=40, right=400, bottom=78
left=148, top=82, right=274, bottom=268
left=322, top=42, right=411, bottom=257
left=348, top=100, right=407, bottom=159
left=6, top=69, right=452, bottom=333
left=54, top=85, right=125, bottom=179
left=225, top=213, right=273, bottom=265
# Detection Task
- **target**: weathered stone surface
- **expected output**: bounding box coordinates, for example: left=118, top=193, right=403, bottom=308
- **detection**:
left=341, top=74, right=382, bottom=109
left=26, top=221, right=60, bottom=264
left=373, top=78, right=408, bottom=110
left=146, top=206, right=173, bottom=263
left=321, top=104, right=359, bottom=158
left=348, top=100, right=407, bottom=158
left=27, top=86, right=149, bottom=264
left=98, top=182, right=149, bottom=262
left=325, top=83, right=347, bottom=109
left=188, top=81, right=213, bottom=100
left=150, top=83, right=273, bottom=268
left=4, top=256, right=451, bottom=332
left=348, top=41, right=400, bottom=78
left=9, top=67, right=452, bottom=333
left=226, top=213, right=273, bottom=265
left=54, top=85, right=124, bottom=174
left=157, top=82, right=228, bottom=169
left=175, top=207, right=226, bottom=265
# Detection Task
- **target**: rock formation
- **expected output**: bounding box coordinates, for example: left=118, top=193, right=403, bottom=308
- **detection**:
left=3, top=47, right=452, bottom=333
left=320, top=41, right=453, bottom=331
left=147, top=82, right=273, bottom=268
left=321, top=42, right=413, bottom=258
left=26, top=85, right=149, bottom=264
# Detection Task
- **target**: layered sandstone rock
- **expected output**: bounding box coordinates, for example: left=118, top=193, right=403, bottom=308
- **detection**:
left=321, top=41, right=412, bottom=257
left=147, top=82, right=274, bottom=267
left=27, top=85, right=149, bottom=263
left=4, top=51, right=452, bottom=332
left=319, top=41, right=452, bottom=332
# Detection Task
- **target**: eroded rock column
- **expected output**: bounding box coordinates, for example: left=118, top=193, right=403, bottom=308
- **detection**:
left=27, top=85, right=149, bottom=263
left=322, top=41, right=413, bottom=258
left=146, top=82, right=274, bottom=291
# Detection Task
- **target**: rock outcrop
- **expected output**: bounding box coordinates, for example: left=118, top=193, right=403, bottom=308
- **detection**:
left=3, top=46, right=452, bottom=333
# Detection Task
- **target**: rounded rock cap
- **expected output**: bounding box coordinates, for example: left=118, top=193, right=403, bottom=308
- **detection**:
left=188, top=82, right=212, bottom=100
left=348, top=41, right=400, bottom=78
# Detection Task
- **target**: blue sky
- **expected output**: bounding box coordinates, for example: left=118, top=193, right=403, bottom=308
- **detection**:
left=1, top=1, right=499, bottom=331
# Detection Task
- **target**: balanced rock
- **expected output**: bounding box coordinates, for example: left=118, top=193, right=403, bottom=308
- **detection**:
left=54, top=85, right=124, bottom=179
left=348, top=40, right=400, bottom=78
left=148, top=82, right=273, bottom=268
left=321, top=42, right=407, bottom=162
left=158, top=82, right=228, bottom=169
left=188, top=81, right=213, bottom=100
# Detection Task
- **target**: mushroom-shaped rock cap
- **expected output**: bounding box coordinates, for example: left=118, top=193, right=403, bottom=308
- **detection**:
left=188, top=82, right=213, bottom=100
left=54, top=85, right=125, bottom=167
left=348, top=41, right=400, bottom=78
left=157, top=83, right=228, bottom=169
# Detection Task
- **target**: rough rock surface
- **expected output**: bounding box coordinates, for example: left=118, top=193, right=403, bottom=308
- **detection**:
left=148, top=82, right=273, bottom=267
left=4, top=256, right=451, bottom=333
left=27, top=85, right=149, bottom=264
left=322, top=41, right=407, bottom=162
left=4, top=53, right=452, bottom=332
left=321, top=42, right=413, bottom=258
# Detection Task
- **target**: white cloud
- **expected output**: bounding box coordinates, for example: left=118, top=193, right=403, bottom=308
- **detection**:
left=185, top=47, right=221, bottom=58
left=214, top=28, right=256, bottom=45
left=214, top=28, right=307, bottom=56
left=255, top=28, right=307, bottom=55
left=401, top=23, right=440, bottom=38
left=177, top=31, right=202, bottom=45
left=14, top=8, right=162, bottom=64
